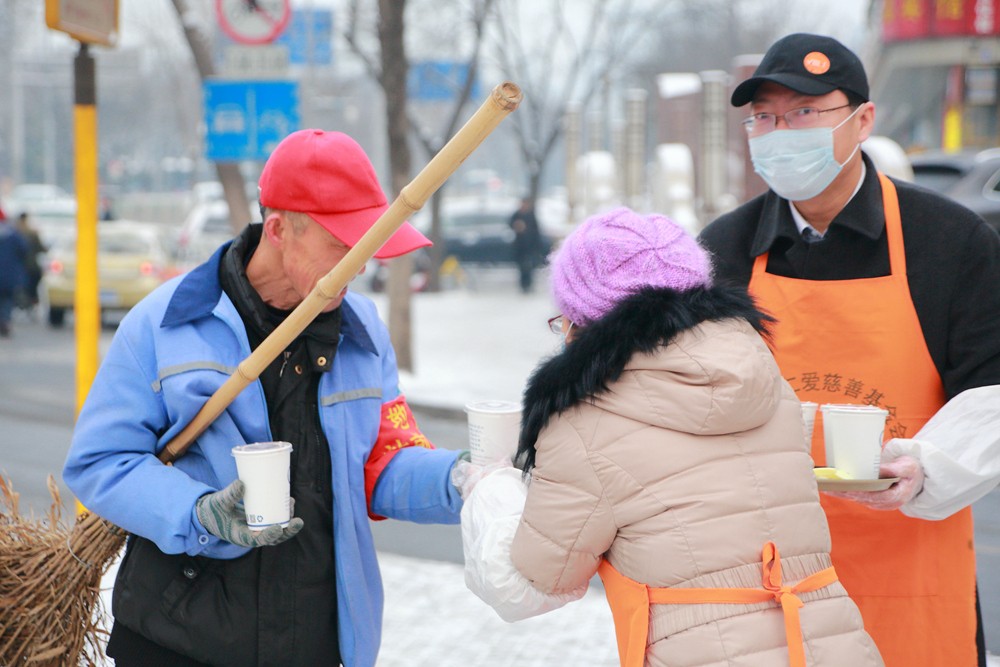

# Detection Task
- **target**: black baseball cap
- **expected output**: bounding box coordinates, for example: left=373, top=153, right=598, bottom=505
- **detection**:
left=731, top=33, right=869, bottom=107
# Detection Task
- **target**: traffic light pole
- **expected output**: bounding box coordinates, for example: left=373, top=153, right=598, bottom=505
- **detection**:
left=74, top=42, right=100, bottom=418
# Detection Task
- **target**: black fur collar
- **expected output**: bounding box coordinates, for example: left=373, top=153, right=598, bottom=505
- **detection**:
left=515, top=285, right=772, bottom=472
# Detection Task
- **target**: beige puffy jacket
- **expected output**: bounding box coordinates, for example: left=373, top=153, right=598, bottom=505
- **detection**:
left=510, top=287, right=882, bottom=667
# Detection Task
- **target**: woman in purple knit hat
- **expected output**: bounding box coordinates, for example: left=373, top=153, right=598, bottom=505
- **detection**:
left=462, top=207, right=882, bottom=667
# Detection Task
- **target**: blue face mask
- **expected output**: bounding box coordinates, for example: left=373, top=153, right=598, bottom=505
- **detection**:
left=748, top=106, right=862, bottom=201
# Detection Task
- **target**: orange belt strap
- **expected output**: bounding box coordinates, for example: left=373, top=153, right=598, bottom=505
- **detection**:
left=649, top=542, right=837, bottom=667
left=599, top=542, right=838, bottom=667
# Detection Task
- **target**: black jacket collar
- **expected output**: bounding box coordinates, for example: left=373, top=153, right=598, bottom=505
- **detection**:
left=749, top=152, right=887, bottom=257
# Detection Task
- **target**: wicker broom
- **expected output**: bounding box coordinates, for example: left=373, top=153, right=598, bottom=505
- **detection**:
left=0, top=475, right=116, bottom=665
left=0, top=82, right=522, bottom=666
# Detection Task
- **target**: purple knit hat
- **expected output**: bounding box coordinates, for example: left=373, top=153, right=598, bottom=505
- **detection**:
left=550, top=207, right=712, bottom=326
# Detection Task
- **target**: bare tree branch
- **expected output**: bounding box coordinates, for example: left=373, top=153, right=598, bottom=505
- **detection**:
left=491, top=0, right=669, bottom=199
left=410, top=0, right=497, bottom=156
left=343, top=0, right=384, bottom=85
left=341, top=0, right=501, bottom=291
left=399, top=0, right=499, bottom=290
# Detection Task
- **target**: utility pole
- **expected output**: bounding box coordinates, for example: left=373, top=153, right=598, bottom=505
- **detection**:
left=45, top=0, right=119, bottom=417
left=71, top=43, right=100, bottom=416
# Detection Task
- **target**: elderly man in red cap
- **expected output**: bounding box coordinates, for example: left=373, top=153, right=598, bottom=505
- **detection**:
left=700, top=33, right=1000, bottom=667
left=64, top=130, right=471, bottom=667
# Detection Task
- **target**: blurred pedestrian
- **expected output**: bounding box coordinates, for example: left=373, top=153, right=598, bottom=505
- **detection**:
left=699, top=32, right=1000, bottom=666
left=0, top=207, right=28, bottom=337
left=463, top=207, right=883, bottom=667
left=63, top=129, right=475, bottom=666
left=100, top=195, right=116, bottom=221
left=509, top=197, right=544, bottom=293
left=14, top=212, right=45, bottom=316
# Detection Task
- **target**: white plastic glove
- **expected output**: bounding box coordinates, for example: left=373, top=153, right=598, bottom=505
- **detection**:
left=461, top=467, right=587, bottom=622
left=876, top=387, right=1000, bottom=520
left=450, top=451, right=515, bottom=500
left=824, top=455, right=924, bottom=511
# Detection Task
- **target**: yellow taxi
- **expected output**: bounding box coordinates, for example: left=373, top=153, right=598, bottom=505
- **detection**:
left=43, top=221, right=178, bottom=328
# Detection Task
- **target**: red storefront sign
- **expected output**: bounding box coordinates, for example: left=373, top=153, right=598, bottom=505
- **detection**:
left=934, top=0, right=970, bottom=34
left=884, top=0, right=1000, bottom=39
left=884, top=0, right=932, bottom=40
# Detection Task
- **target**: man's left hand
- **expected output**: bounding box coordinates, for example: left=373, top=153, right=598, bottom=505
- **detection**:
left=196, top=480, right=304, bottom=547
left=823, top=455, right=924, bottom=511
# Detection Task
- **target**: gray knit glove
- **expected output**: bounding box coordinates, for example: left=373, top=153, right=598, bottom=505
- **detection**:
left=195, top=480, right=304, bottom=548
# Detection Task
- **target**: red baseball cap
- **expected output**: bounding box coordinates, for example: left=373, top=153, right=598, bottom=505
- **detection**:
left=258, top=129, right=430, bottom=259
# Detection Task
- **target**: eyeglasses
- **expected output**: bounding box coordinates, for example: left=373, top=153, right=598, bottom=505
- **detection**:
left=742, top=104, right=854, bottom=137
left=547, top=315, right=571, bottom=335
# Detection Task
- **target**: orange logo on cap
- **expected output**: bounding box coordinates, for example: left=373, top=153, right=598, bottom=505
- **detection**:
left=803, top=51, right=831, bottom=75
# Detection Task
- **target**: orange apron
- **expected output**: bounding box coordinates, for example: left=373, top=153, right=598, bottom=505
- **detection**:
left=598, top=542, right=838, bottom=667
left=748, top=174, right=977, bottom=666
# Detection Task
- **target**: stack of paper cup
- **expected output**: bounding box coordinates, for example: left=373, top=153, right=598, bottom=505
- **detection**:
left=465, top=400, right=522, bottom=466
left=800, top=401, right=818, bottom=445
left=820, top=405, right=888, bottom=480
left=231, top=441, right=293, bottom=530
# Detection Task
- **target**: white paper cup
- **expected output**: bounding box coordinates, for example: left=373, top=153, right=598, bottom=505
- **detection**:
left=231, top=441, right=293, bottom=530
left=820, top=405, right=888, bottom=480
left=465, top=400, right=521, bottom=466
left=800, top=401, right=818, bottom=445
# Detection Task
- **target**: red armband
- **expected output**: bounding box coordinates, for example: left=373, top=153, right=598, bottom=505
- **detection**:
left=364, top=395, right=435, bottom=520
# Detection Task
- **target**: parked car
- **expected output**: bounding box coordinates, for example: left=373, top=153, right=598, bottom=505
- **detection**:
left=415, top=196, right=553, bottom=265
left=175, top=199, right=261, bottom=268
left=5, top=182, right=73, bottom=209
left=175, top=200, right=239, bottom=267
left=909, top=148, right=1000, bottom=231
left=43, top=221, right=177, bottom=328
left=367, top=196, right=561, bottom=292
left=29, top=210, right=78, bottom=249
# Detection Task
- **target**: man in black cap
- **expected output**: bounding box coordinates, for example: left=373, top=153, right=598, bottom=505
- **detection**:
left=700, top=33, right=1000, bottom=667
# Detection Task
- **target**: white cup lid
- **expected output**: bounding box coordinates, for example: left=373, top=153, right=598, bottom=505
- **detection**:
left=232, top=441, right=293, bottom=455
left=820, top=404, right=888, bottom=415
left=465, top=400, right=521, bottom=414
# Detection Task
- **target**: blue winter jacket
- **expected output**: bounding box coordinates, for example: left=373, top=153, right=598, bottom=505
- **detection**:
left=0, top=223, right=28, bottom=293
left=63, top=243, right=464, bottom=667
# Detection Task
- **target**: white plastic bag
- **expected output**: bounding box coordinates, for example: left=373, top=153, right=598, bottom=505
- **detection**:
left=884, top=385, right=1000, bottom=520
left=461, top=467, right=587, bottom=622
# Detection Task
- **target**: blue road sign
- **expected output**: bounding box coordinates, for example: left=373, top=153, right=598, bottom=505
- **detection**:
left=275, top=8, right=333, bottom=65
left=408, top=61, right=480, bottom=102
left=204, top=80, right=300, bottom=161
